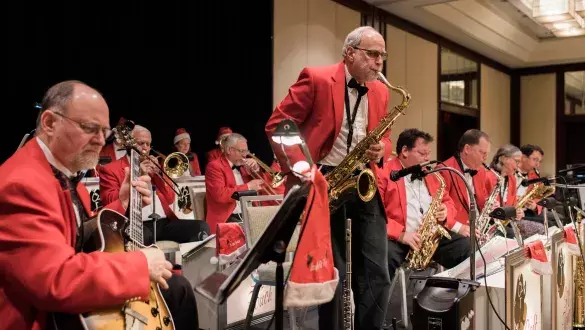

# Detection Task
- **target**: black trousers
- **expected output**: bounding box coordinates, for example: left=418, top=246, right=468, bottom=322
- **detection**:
left=387, top=231, right=471, bottom=281
left=160, top=274, right=199, bottom=330
left=143, top=218, right=209, bottom=246
left=318, top=192, right=391, bottom=330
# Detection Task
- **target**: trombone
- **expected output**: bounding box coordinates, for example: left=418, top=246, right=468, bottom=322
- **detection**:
left=243, top=153, right=284, bottom=200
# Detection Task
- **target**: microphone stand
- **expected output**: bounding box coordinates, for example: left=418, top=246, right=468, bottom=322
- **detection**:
left=422, top=166, right=479, bottom=281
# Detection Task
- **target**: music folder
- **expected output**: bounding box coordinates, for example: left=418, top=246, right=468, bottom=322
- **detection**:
left=194, top=181, right=311, bottom=305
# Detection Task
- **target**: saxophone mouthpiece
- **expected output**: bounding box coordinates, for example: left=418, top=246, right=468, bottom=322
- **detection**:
left=377, top=71, right=390, bottom=87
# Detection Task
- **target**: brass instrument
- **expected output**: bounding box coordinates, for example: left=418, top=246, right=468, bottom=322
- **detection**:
left=326, top=71, right=410, bottom=211
left=247, top=153, right=285, bottom=188
left=574, top=211, right=585, bottom=327
left=163, top=152, right=190, bottom=178
left=405, top=172, right=451, bottom=270
left=343, top=218, right=353, bottom=330
left=477, top=165, right=506, bottom=246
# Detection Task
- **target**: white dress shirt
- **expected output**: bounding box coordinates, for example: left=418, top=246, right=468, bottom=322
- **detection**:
left=37, top=137, right=81, bottom=226
left=320, top=65, right=368, bottom=166
left=515, top=171, right=528, bottom=199
left=228, top=159, right=245, bottom=214
left=114, top=141, right=127, bottom=160
left=404, top=174, right=433, bottom=233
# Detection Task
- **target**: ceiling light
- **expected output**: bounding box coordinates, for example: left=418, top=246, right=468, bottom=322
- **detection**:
left=553, top=26, right=585, bottom=37
left=533, top=0, right=578, bottom=23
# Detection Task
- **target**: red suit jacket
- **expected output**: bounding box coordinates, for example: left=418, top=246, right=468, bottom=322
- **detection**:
left=188, top=152, right=202, bottom=176
left=486, top=171, right=518, bottom=207
left=205, top=156, right=253, bottom=234
left=98, top=156, right=178, bottom=220
left=265, top=62, right=392, bottom=196
left=0, top=139, right=149, bottom=330
left=379, top=158, right=457, bottom=240
left=439, top=156, right=496, bottom=225
left=99, top=142, right=117, bottom=161
left=206, top=148, right=222, bottom=164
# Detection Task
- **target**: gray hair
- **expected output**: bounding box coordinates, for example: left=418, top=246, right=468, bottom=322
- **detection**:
left=490, top=144, right=521, bottom=172
left=132, top=125, right=150, bottom=136
left=223, top=133, right=246, bottom=149
left=342, top=26, right=381, bottom=57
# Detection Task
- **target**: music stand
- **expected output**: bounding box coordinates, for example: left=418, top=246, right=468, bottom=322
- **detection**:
left=195, top=181, right=312, bottom=330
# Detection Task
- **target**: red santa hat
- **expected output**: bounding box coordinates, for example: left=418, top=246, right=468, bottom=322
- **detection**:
left=174, top=128, right=191, bottom=145
left=210, top=223, right=247, bottom=266
left=215, top=127, right=233, bottom=145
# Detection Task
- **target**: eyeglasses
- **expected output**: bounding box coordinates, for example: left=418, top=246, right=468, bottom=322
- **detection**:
left=232, top=147, right=249, bottom=154
left=353, top=47, right=388, bottom=61
left=53, top=111, right=112, bottom=138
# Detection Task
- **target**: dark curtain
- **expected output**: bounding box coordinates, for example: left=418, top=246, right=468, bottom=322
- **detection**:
left=1, top=0, right=274, bottom=169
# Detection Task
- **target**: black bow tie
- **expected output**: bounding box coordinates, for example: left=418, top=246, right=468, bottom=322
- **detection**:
left=51, top=166, right=85, bottom=190
left=410, top=174, right=423, bottom=182
left=464, top=168, right=478, bottom=177
left=347, top=78, right=369, bottom=97
left=231, top=165, right=241, bottom=171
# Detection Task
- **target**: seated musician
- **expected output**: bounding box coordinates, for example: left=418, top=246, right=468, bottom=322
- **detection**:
left=99, top=124, right=203, bottom=245
left=439, top=129, right=496, bottom=236
left=206, top=126, right=232, bottom=164
left=172, top=128, right=202, bottom=176
left=205, top=133, right=264, bottom=233
left=0, top=80, right=197, bottom=330
left=487, top=144, right=546, bottom=239
left=380, top=129, right=470, bottom=280
left=515, top=144, right=544, bottom=215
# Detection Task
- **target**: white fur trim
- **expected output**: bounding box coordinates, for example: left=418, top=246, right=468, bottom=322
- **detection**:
left=174, top=133, right=190, bottom=145
left=283, top=268, right=339, bottom=308
left=217, top=243, right=247, bottom=265
left=215, top=134, right=231, bottom=145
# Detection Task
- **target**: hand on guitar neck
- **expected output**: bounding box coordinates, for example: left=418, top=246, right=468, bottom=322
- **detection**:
left=140, top=248, right=173, bottom=290
left=118, top=167, right=153, bottom=210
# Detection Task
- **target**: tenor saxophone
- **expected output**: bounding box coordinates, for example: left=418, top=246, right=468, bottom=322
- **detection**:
left=405, top=172, right=451, bottom=270
left=326, top=71, right=411, bottom=211
left=342, top=218, right=353, bottom=330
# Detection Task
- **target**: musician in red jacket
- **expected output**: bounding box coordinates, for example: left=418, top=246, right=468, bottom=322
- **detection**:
left=205, top=133, right=263, bottom=234
left=99, top=124, right=204, bottom=246
left=488, top=144, right=546, bottom=239
left=379, top=129, right=470, bottom=280
left=265, top=26, right=392, bottom=330
left=172, top=128, right=202, bottom=176
left=515, top=144, right=545, bottom=211
left=439, top=129, right=496, bottom=237
left=0, top=81, right=179, bottom=330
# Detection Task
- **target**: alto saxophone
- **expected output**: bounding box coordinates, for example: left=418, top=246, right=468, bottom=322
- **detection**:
left=343, top=218, right=353, bottom=330
left=574, top=211, right=585, bottom=327
left=405, top=172, right=451, bottom=270
left=477, top=165, right=505, bottom=247
left=516, top=181, right=555, bottom=215
left=326, top=71, right=411, bottom=211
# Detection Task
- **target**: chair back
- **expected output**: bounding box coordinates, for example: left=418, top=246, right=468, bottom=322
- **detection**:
left=240, top=195, right=301, bottom=254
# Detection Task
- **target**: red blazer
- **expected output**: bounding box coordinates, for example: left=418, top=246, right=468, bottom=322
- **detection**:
left=206, top=148, right=222, bottom=164
left=265, top=62, right=392, bottom=195
left=188, top=152, right=201, bottom=176
left=98, top=156, right=178, bottom=220
left=439, top=156, right=496, bottom=225
left=379, top=158, right=457, bottom=240
left=486, top=171, right=518, bottom=207
left=205, top=156, right=253, bottom=234
left=0, top=139, right=149, bottom=330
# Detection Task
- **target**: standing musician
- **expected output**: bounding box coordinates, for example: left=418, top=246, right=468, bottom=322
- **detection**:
left=266, top=26, right=392, bottom=330
left=439, top=129, right=495, bottom=237
left=172, top=128, right=202, bottom=176
left=380, top=129, right=470, bottom=281
left=0, top=80, right=196, bottom=329
left=205, top=133, right=263, bottom=234
left=99, top=125, right=203, bottom=246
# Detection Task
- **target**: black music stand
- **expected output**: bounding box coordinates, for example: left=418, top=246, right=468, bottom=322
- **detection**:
left=195, top=181, right=312, bottom=330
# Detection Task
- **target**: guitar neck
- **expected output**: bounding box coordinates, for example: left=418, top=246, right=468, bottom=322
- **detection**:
left=129, top=149, right=144, bottom=251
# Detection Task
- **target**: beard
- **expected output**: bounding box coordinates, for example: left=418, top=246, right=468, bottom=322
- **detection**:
left=70, top=149, right=100, bottom=172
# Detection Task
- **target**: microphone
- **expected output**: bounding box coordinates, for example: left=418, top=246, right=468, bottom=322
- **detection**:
left=389, top=160, right=437, bottom=182
left=521, top=176, right=557, bottom=187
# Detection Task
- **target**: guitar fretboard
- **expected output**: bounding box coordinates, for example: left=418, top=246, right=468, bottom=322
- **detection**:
left=129, top=149, right=144, bottom=251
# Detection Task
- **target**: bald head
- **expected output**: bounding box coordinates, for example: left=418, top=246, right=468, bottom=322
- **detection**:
left=37, top=80, right=107, bottom=130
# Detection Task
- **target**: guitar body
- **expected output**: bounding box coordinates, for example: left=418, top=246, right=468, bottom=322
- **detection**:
left=52, top=208, right=175, bottom=330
